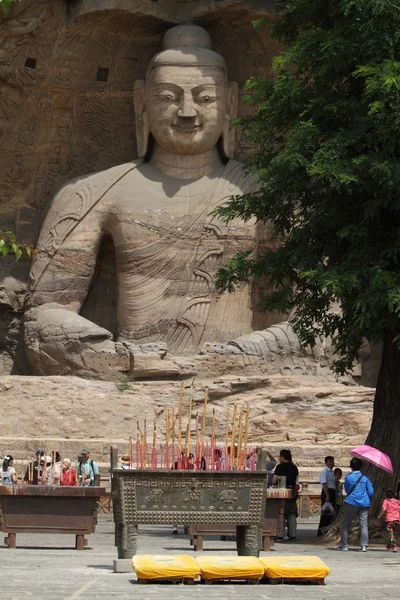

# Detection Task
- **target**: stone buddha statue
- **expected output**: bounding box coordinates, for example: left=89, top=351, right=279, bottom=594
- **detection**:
left=25, top=24, right=330, bottom=379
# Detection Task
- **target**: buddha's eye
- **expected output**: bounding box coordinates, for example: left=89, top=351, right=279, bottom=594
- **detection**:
left=164, top=94, right=176, bottom=101
left=198, top=94, right=216, bottom=104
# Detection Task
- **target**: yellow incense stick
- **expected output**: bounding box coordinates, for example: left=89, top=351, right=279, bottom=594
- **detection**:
left=195, top=412, right=199, bottom=463
left=236, top=406, right=244, bottom=469
left=244, top=403, right=250, bottom=465
left=143, top=419, right=147, bottom=469
left=231, top=404, right=237, bottom=460
left=224, top=409, right=230, bottom=460
left=171, top=407, right=176, bottom=449
left=178, top=382, right=183, bottom=454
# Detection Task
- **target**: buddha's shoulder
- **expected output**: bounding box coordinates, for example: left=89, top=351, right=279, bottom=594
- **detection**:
left=222, top=159, right=260, bottom=195
left=50, top=160, right=143, bottom=206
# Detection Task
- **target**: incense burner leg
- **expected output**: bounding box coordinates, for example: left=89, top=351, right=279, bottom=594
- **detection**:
left=118, top=523, right=138, bottom=559
left=75, top=534, right=85, bottom=550
left=236, top=525, right=260, bottom=557
left=6, top=533, right=16, bottom=549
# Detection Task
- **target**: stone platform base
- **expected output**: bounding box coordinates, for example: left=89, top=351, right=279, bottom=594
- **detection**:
left=113, top=559, right=134, bottom=573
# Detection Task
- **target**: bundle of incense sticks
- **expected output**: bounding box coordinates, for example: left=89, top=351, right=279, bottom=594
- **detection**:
left=128, top=387, right=253, bottom=470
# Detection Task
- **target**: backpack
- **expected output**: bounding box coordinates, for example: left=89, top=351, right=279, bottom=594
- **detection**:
left=2, top=471, right=12, bottom=485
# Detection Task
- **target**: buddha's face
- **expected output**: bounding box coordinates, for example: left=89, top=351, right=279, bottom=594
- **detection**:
left=146, top=65, right=227, bottom=155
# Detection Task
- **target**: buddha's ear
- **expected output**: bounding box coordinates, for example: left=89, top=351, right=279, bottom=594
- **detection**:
left=222, top=81, right=239, bottom=159
left=134, top=80, right=149, bottom=158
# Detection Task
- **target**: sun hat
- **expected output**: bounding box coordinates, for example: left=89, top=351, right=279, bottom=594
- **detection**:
left=81, top=448, right=90, bottom=455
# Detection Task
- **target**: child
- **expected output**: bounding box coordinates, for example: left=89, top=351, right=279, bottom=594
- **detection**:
left=379, top=489, right=400, bottom=552
left=334, top=468, right=344, bottom=517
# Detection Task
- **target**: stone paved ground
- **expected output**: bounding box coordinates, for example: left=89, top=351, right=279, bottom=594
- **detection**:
left=0, top=521, right=398, bottom=600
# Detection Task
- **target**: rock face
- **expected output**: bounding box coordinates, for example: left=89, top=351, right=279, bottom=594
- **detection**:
left=0, top=374, right=374, bottom=466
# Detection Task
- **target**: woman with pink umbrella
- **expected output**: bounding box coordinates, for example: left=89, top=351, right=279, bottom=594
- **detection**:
left=338, top=457, right=374, bottom=552
left=338, top=444, right=393, bottom=552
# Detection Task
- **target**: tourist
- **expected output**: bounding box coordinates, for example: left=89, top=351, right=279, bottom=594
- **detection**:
left=272, top=449, right=299, bottom=541
left=119, top=455, right=131, bottom=469
left=379, top=488, right=400, bottom=552
left=334, top=468, right=344, bottom=517
left=266, top=460, right=277, bottom=487
left=78, top=448, right=99, bottom=486
left=24, top=449, right=44, bottom=485
left=317, top=455, right=336, bottom=536
left=46, top=452, right=61, bottom=485
left=338, top=457, right=374, bottom=552
left=2, top=455, right=17, bottom=485
left=60, top=459, right=77, bottom=486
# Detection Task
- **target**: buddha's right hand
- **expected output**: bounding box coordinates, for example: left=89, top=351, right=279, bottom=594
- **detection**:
left=24, top=306, right=130, bottom=378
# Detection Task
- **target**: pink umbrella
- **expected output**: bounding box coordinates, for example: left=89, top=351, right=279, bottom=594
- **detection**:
left=350, top=445, right=393, bottom=474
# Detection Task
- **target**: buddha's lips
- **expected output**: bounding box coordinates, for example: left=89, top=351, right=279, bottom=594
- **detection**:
left=173, top=124, right=201, bottom=131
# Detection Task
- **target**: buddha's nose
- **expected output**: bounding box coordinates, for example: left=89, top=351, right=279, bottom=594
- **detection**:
left=177, top=92, right=197, bottom=118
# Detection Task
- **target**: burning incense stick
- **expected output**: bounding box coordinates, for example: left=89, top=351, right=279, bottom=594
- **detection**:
left=230, top=404, right=237, bottom=469
left=28, top=459, right=32, bottom=484
left=129, top=436, right=133, bottom=469
left=177, top=382, right=183, bottom=459
left=224, top=409, right=230, bottom=467
left=195, top=412, right=199, bottom=468
left=171, top=407, right=176, bottom=467
left=165, top=409, right=170, bottom=469
left=185, top=386, right=193, bottom=461
left=244, top=404, right=250, bottom=467
left=136, top=420, right=140, bottom=469
left=143, top=419, right=147, bottom=469
left=210, top=408, right=216, bottom=470
left=236, top=406, right=244, bottom=470
left=200, top=387, right=208, bottom=459
left=152, top=412, right=157, bottom=469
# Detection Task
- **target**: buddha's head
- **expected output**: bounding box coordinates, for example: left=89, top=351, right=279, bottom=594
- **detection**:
left=134, top=24, right=238, bottom=159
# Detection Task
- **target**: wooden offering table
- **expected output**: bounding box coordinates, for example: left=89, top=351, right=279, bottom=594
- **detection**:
left=0, top=485, right=105, bottom=549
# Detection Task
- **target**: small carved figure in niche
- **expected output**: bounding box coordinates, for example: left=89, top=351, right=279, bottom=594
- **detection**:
left=0, top=184, right=11, bottom=201
left=69, top=34, right=86, bottom=55
left=7, top=155, right=24, bottom=181
left=18, top=122, right=36, bottom=148
left=0, top=90, right=19, bottom=126
left=37, top=92, right=53, bottom=113
left=55, top=60, right=72, bottom=82
left=47, top=146, right=64, bottom=176
left=57, top=117, right=72, bottom=142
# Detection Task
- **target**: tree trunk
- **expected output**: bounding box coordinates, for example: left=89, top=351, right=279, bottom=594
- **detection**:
left=365, top=332, right=400, bottom=514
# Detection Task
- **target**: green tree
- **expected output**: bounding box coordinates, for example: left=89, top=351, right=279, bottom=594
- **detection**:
left=216, top=0, right=400, bottom=508
left=0, top=231, right=34, bottom=261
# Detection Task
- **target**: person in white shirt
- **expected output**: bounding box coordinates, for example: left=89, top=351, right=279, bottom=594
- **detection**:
left=318, top=455, right=336, bottom=536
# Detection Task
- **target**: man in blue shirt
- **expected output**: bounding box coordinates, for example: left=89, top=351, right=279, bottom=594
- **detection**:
left=78, top=448, right=99, bottom=486
left=339, top=457, right=374, bottom=552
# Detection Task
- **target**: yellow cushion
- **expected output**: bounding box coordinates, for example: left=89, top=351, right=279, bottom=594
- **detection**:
left=259, top=555, right=330, bottom=579
left=132, top=555, right=200, bottom=580
left=196, top=556, right=264, bottom=580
